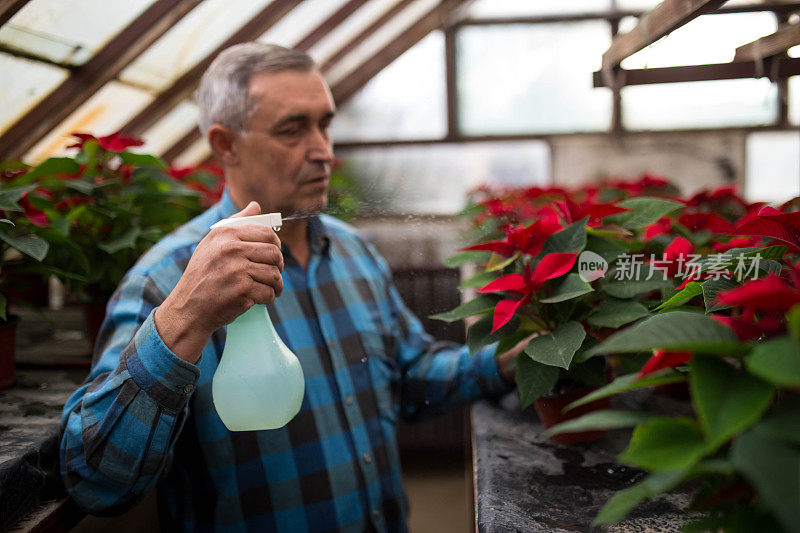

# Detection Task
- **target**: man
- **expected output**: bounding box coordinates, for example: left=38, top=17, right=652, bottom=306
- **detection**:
left=60, top=43, right=521, bottom=532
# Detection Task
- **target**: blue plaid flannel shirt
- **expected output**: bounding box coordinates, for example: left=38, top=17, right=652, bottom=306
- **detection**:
left=59, top=190, right=512, bottom=532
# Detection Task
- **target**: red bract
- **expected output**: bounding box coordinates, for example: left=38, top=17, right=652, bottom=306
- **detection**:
left=18, top=191, right=48, bottom=227
left=462, top=218, right=562, bottom=257
left=68, top=130, right=145, bottom=152
left=679, top=212, right=735, bottom=234
left=711, top=314, right=784, bottom=342
left=555, top=196, right=629, bottom=227
left=716, top=274, right=800, bottom=314
left=734, top=205, right=800, bottom=248
left=479, top=252, right=578, bottom=332
left=711, top=236, right=760, bottom=253
left=644, top=217, right=672, bottom=241
left=638, top=349, right=693, bottom=378
left=54, top=195, right=95, bottom=210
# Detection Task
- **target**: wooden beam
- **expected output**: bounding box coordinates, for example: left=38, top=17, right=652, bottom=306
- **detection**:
left=320, top=0, right=416, bottom=74
left=331, top=0, right=461, bottom=106
left=734, top=20, right=800, bottom=61
left=444, top=25, right=459, bottom=138
left=160, top=0, right=367, bottom=161
left=593, top=56, right=800, bottom=87
left=121, top=0, right=300, bottom=137
left=0, top=0, right=29, bottom=28
left=0, top=0, right=202, bottom=161
left=295, top=0, right=367, bottom=51
left=602, top=0, right=728, bottom=70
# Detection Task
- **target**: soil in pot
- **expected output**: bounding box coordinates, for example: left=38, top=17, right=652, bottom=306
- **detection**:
left=533, top=385, right=612, bottom=446
left=0, top=316, right=20, bottom=390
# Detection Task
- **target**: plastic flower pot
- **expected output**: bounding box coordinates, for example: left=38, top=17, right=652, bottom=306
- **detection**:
left=0, top=316, right=20, bottom=390
left=533, top=386, right=612, bottom=445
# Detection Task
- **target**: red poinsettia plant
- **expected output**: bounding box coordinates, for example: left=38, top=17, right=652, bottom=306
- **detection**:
left=1, top=131, right=206, bottom=301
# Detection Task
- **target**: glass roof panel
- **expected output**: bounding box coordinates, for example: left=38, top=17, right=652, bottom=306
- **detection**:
left=789, top=45, right=800, bottom=58
left=331, top=31, right=445, bottom=142
left=622, top=78, right=777, bottom=130
left=173, top=138, right=212, bottom=167
left=745, top=132, right=800, bottom=203
left=325, top=0, right=439, bottom=86
left=257, top=0, right=350, bottom=47
left=790, top=76, right=799, bottom=126
left=0, top=0, right=156, bottom=65
left=0, top=52, right=69, bottom=136
left=457, top=21, right=612, bottom=135
left=120, top=0, right=275, bottom=93
left=310, top=0, right=404, bottom=66
left=24, top=81, right=154, bottom=163
left=138, top=100, right=200, bottom=156
left=620, top=12, right=777, bottom=68
left=467, top=0, right=611, bottom=18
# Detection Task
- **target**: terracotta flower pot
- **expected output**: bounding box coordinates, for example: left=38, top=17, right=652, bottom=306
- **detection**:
left=0, top=316, right=20, bottom=390
left=82, top=299, right=108, bottom=351
left=534, top=386, right=612, bottom=445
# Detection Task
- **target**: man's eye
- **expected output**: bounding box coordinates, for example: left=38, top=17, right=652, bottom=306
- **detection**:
left=281, top=129, right=302, bottom=136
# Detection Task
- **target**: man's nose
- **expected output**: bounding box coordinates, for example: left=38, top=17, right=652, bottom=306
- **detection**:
left=308, top=128, right=333, bottom=162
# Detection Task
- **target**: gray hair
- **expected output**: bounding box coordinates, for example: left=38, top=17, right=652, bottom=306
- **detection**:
left=196, top=42, right=316, bottom=136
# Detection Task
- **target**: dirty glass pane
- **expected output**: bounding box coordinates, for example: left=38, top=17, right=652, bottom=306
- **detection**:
left=336, top=141, right=551, bottom=215
left=173, top=138, right=212, bottom=167
left=468, top=0, right=611, bottom=18
left=0, top=52, right=69, bottom=136
left=24, top=81, right=154, bottom=163
left=331, top=32, right=445, bottom=142
left=310, top=0, right=404, bottom=66
left=257, top=0, right=350, bottom=47
left=457, top=21, right=612, bottom=135
left=0, top=0, right=156, bottom=65
left=745, top=132, right=800, bottom=203
left=120, top=0, right=274, bottom=93
left=620, top=13, right=777, bottom=69
left=139, top=101, right=200, bottom=156
left=622, top=78, right=777, bottom=130
left=325, top=0, right=439, bottom=86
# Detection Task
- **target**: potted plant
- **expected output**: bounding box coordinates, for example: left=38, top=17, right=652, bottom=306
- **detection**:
left=544, top=199, right=800, bottom=531
left=0, top=183, right=49, bottom=388
left=2, top=132, right=205, bottom=347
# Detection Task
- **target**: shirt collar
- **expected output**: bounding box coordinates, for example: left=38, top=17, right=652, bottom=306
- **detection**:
left=215, top=188, right=330, bottom=257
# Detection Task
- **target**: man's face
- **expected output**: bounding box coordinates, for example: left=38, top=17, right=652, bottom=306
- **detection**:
left=229, top=69, right=335, bottom=216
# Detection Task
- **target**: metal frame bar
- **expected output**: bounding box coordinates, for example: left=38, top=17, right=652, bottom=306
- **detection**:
left=0, top=0, right=202, bottom=160
left=0, top=0, right=29, bottom=29
left=444, top=24, right=458, bottom=139
left=121, top=0, right=300, bottom=137
left=735, top=19, right=800, bottom=61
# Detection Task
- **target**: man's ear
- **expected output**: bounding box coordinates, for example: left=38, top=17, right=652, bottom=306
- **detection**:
left=208, top=125, right=239, bottom=166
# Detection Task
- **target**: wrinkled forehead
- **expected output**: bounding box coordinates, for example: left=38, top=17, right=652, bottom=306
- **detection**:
left=247, top=69, right=335, bottom=125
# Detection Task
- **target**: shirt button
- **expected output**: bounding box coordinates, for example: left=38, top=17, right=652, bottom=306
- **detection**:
left=182, top=384, right=194, bottom=394
left=362, top=452, right=372, bottom=464
left=344, top=396, right=354, bottom=405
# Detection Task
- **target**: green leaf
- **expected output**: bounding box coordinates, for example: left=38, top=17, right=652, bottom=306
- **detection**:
left=0, top=293, right=6, bottom=321
left=23, top=157, right=80, bottom=181
left=593, top=471, right=687, bottom=525
left=458, top=270, right=498, bottom=290
left=619, top=417, right=707, bottom=472
left=118, top=151, right=167, bottom=169
left=486, top=251, right=520, bottom=272
left=565, top=371, right=686, bottom=411
left=0, top=218, right=13, bottom=226
left=731, top=427, right=800, bottom=533
left=702, top=277, right=739, bottom=313
left=602, top=276, right=672, bottom=299
left=524, top=321, right=585, bottom=369
left=585, top=234, right=627, bottom=263
left=786, top=305, right=800, bottom=346
left=690, top=357, right=773, bottom=449
left=467, top=314, right=519, bottom=355
left=605, top=197, right=683, bottom=229
left=0, top=185, right=35, bottom=210
left=98, top=227, right=141, bottom=254
left=52, top=215, right=70, bottom=237
left=429, top=294, right=497, bottom=323
left=746, top=335, right=800, bottom=389
left=587, top=298, right=650, bottom=328
left=539, top=273, right=593, bottom=303
left=516, top=356, right=559, bottom=409
left=540, top=217, right=588, bottom=256
left=63, top=180, right=95, bottom=194
left=443, top=250, right=490, bottom=268
left=546, top=409, right=653, bottom=437
left=0, top=230, right=49, bottom=261
left=654, top=281, right=703, bottom=312
left=588, top=311, right=744, bottom=356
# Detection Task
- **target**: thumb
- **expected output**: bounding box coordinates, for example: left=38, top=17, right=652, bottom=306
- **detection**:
left=230, top=201, right=261, bottom=219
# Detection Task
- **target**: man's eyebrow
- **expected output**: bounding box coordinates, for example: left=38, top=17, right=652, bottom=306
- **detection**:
left=274, top=111, right=335, bottom=128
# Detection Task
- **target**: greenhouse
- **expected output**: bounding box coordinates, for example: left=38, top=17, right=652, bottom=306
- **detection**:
left=1, top=0, right=800, bottom=531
